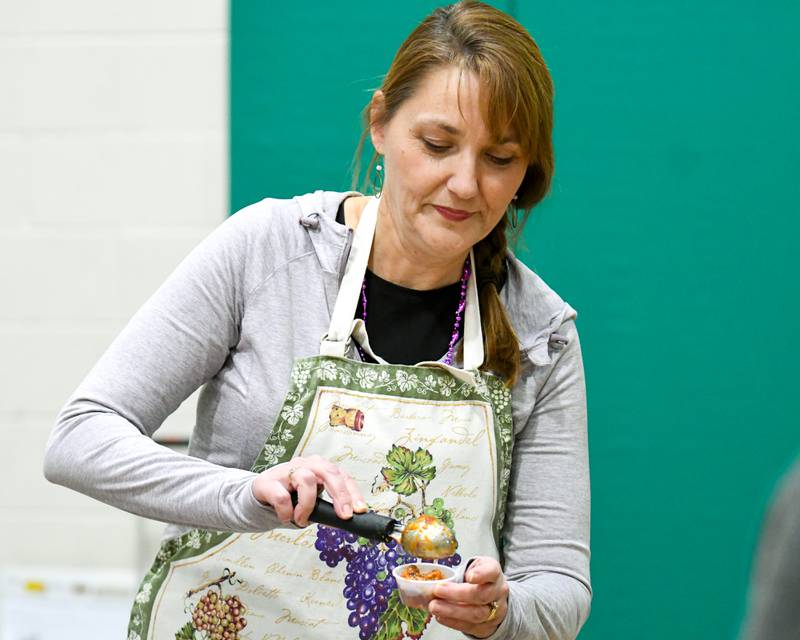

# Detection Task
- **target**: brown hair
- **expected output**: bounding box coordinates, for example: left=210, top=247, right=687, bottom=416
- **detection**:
left=353, top=1, right=555, bottom=386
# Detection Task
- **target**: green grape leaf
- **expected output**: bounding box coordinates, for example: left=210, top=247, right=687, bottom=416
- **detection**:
left=382, top=466, right=417, bottom=496
left=401, top=601, right=432, bottom=637
left=381, top=446, right=437, bottom=496
left=385, top=445, right=414, bottom=470
left=174, top=622, right=196, bottom=640
left=374, top=591, right=431, bottom=640
left=409, top=448, right=436, bottom=482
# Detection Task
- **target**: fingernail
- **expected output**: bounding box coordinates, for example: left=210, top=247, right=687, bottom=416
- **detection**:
left=354, top=500, right=367, bottom=512
left=343, top=504, right=353, bottom=518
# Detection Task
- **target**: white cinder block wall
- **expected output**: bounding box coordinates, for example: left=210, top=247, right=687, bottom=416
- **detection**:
left=0, top=1, right=229, bottom=576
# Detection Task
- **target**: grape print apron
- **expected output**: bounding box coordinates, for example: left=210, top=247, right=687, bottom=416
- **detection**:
left=127, top=197, right=516, bottom=640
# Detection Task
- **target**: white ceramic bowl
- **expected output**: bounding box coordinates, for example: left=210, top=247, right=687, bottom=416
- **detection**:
left=392, top=562, right=457, bottom=609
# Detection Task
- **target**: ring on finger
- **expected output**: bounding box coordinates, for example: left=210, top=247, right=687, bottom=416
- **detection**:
left=482, top=600, right=499, bottom=624
left=287, top=466, right=301, bottom=484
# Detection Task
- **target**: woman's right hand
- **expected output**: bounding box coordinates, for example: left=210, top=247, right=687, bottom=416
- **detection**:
left=252, top=455, right=367, bottom=527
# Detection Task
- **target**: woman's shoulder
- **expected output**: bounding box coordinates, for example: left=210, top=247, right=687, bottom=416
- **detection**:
left=502, top=252, right=579, bottom=366
left=228, top=190, right=349, bottom=233
left=195, top=190, right=353, bottom=295
left=224, top=189, right=354, bottom=252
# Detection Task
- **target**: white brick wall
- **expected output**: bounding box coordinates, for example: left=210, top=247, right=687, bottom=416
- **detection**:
left=0, top=1, right=229, bottom=579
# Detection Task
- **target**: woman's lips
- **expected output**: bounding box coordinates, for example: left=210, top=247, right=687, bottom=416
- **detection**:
left=433, top=205, right=472, bottom=222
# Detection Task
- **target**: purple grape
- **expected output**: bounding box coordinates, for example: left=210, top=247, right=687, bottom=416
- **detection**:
left=436, top=552, right=462, bottom=567
left=314, top=525, right=347, bottom=568
left=314, top=522, right=460, bottom=639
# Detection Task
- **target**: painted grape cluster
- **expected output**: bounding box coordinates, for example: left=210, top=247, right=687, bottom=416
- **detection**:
left=190, top=590, right=247, bottom=639
left=315, top=525, right=461, bottom=639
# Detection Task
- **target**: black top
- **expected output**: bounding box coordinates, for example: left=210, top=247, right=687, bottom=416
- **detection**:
left=336, top=199, right=507, bottom=365
left=337, top=201, right=461, bottom=365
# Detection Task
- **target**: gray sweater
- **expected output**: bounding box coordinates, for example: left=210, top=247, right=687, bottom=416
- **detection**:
left=740, top=457, right=800, bottom=640
left=44, top=190, right=591, bottom=639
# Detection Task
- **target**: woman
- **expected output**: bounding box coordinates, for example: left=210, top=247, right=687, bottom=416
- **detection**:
left=44, top=2, right=591, bottom=639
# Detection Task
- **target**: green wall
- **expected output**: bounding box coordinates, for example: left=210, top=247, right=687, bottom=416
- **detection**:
left=231, top=2, right=800, bottom=638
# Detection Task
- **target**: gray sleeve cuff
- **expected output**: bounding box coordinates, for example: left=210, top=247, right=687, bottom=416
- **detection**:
left=216, top=470, right=290, bottom=532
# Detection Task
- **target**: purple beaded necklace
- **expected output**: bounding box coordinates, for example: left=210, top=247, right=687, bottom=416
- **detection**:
left=356, top=255, right=472, bottom=366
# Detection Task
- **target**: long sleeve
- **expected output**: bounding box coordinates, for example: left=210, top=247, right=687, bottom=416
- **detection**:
left=740, top=459, right=800, bottom=640
left=43, top=206, right=285, bottom=533
left=491, top=318, right=592, bottom=639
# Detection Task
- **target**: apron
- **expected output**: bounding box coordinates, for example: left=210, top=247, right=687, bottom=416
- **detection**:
left=127, top=197, right=516, bottom=640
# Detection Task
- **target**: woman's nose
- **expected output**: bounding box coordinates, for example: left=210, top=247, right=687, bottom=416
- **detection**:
left=446, top=155, right=480, bottom=201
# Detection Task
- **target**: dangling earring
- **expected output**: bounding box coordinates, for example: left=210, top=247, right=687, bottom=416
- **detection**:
left=507, top=194, right=519, bottom=228
left=372, top=159, right=384, bottom=198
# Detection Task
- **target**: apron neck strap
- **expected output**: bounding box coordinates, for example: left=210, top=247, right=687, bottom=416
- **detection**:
left=320, top=196, right=485, bottom=371
left=461, top=251, right=484, bottom=370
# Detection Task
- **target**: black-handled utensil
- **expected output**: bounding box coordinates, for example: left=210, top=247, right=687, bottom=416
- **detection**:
left=289, top=491, right=458, bottom=559
left=290, top=491, right=397, bottom=542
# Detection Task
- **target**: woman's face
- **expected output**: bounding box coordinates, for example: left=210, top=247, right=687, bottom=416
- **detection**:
left=370, top=65, right=527, bottom=267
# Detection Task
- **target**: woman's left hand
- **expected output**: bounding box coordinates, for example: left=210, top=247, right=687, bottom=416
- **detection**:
left=428, top=556, right=509, bottom=638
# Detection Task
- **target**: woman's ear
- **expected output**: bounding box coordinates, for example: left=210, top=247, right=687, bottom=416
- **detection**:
left=369, top=90, right=387, bottom=155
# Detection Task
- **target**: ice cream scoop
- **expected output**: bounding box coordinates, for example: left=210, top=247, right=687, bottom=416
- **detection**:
left=399, top=513, right=458, bottom=559
left=289, top=492, right=458, bottom=559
